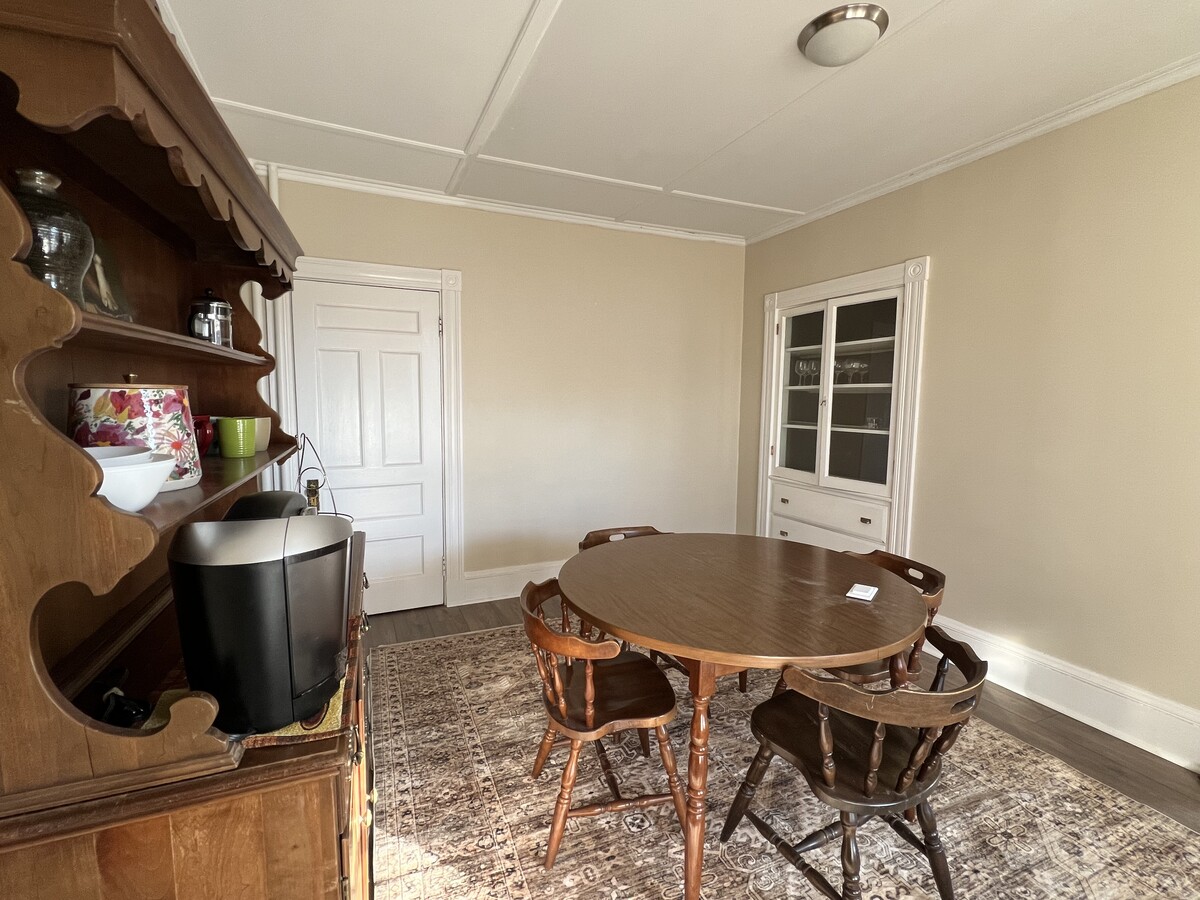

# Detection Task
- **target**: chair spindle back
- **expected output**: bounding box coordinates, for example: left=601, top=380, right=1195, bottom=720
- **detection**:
left=784, top=626, right=986, bottom=799
left=521, top=579, right=620, bottom=729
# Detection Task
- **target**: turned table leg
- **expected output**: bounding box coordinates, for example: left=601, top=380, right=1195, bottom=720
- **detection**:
left=683, top=659, right=716, bottom=900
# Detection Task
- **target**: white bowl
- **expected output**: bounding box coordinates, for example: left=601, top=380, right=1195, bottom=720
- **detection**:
left=254, top=417, right=271, bottom=452
left=84, top=445, right=153, bottom=467
left=95, top=452, right=176, bottom=512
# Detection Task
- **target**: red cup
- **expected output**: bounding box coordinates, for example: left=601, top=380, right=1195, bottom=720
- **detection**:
left=192, top=414, right=214, bottom=458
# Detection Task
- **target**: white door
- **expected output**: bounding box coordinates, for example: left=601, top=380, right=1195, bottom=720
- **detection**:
left=291, top=277, right=444, bottom=613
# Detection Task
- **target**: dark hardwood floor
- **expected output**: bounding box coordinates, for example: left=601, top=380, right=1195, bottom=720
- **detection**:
left=366, top=598, right=1200, bottom=833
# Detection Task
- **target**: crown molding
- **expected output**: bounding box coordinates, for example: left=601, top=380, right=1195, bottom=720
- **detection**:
left=747, top=53, right=1200, bottom=244
left=223, top=52, right=1200, bottom=248
left=258, top=161, right=746, bottom=246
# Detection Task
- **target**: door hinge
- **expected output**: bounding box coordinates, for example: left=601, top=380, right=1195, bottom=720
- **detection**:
left=438, top=316, right=444, bottom=336
left=775, top=323, right=780, bottom=335
left=770, top=444, right=775, bottom=457
left=441, top=556, right=447, bottom=578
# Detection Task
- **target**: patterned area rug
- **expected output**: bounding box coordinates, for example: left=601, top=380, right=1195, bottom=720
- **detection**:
left=370, top=626, right=1199, bottom=899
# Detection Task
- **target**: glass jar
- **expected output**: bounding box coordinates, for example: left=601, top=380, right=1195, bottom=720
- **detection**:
left=12, top=168, right=94, bottom=306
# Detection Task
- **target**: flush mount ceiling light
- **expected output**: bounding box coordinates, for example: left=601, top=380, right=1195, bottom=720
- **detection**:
left=798, top=4, right=889, bottom=67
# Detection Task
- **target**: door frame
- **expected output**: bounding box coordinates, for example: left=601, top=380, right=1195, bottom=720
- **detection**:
left=286, top=256, right=465, bottom=608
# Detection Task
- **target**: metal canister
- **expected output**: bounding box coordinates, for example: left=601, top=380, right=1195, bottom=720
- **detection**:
left=188, top=289, right=233, bottom=347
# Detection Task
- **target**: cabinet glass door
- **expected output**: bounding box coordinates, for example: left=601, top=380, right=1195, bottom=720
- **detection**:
left=778, top=308, right=825, bottom=476
left=825, top=295, right=897, bottom=488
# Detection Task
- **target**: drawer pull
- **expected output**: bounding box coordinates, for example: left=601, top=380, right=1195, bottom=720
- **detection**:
left=779, top=530, right=789, bottom=537
left=780, top=497, right=789, bottom=504
left=860, top=517, right=872, bottom=524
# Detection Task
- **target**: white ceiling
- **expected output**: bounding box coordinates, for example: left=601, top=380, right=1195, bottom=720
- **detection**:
left=163, top=0, right=1200, bottom=243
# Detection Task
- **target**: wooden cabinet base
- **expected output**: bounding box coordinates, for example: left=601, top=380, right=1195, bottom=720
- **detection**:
left=0, top=775, right=342, bottom=899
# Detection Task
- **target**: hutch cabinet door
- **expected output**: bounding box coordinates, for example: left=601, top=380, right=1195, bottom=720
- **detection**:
left=820, top=290, right=899, bottom=497
left=775, top=305, right=826, bottom=482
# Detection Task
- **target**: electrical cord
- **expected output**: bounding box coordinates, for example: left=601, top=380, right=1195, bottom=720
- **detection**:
left=292, top=432, right=353, bottom=522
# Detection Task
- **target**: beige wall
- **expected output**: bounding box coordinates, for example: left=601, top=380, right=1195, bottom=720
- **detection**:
left=278, top=182, right=745, bottom=571
left=738, top=76, right=1200, bottom=708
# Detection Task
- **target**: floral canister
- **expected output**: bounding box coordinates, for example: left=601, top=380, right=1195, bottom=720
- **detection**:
left=69, top=384, right=203, bottom=491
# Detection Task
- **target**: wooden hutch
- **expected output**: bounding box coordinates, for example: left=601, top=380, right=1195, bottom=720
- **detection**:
left=0, top=2, right=372, bottom=896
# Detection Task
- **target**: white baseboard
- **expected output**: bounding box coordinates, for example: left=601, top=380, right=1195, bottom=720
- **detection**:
left=937, top=616, right=1199, bottom=773
left=452, top=560, right=567, bottom=607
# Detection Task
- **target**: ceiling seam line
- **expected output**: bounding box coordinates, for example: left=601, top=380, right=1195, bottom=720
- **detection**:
left=446, top=0, right=566, bottom=196
left=213, top=99, right=464, bottom=158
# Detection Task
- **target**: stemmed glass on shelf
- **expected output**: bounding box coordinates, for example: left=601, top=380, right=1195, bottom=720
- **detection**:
left=794, top=358, right=820, bottom=386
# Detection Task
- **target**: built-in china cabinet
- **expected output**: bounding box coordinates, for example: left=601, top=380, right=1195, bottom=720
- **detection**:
left=758, top=258, right=929, bottom=554
left=0, top=3, right=371, bottom=897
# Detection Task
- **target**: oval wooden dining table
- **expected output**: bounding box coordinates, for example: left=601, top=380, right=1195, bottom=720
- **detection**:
left=557, top=532, right=928, bottom=900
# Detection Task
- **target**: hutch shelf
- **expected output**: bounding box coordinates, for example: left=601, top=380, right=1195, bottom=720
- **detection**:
left=0, top=3, right=372, bottom=897
left=75, top=312, right=274, bottom=366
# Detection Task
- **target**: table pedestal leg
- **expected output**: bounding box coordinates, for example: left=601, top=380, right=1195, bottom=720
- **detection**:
left=683, top=660, right=716, bottom=900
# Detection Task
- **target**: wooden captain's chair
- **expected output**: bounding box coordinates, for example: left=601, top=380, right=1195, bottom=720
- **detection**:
left=722, top=626, right=987, bottom=900
left=521, top=578, right=687, bottom=869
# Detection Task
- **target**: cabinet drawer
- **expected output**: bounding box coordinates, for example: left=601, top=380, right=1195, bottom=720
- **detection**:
left=771, top=515, right=883, bottom=553
left=771, top=484, right=888, bottom=543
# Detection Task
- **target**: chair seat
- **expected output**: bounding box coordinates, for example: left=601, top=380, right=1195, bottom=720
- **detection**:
left=751, top=689, right=942, bottom=812
left=550, top=650, right=678, bottom=735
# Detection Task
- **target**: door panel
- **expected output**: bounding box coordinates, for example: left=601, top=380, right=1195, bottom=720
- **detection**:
left=315, top=349, right=366, bottom=467
left=293, top=278, right=444, bottom=613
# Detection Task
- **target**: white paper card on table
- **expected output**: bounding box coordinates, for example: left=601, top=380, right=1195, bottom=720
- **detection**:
left=846, top=583, right=878, bottom=602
